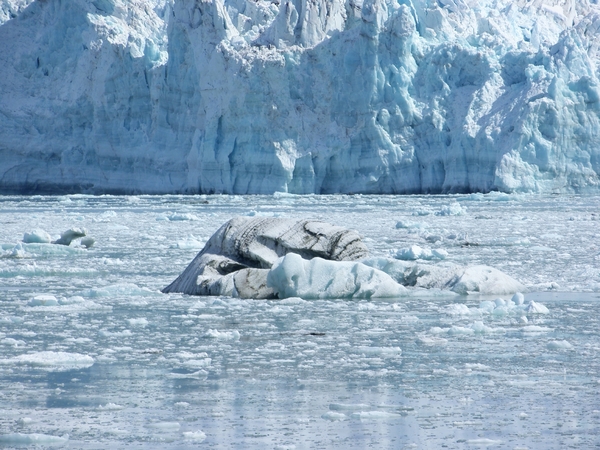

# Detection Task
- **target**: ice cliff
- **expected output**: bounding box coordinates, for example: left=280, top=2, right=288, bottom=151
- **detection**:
left=1, top=0, right=600, bottom=194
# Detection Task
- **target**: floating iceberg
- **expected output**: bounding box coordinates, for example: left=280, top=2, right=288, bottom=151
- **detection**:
left=164, top=217, right=524, bottom=299
left=267, top=253, right=406, bottom=299
left=1, top=0, right=600, bottom=194
left=162, top=217, right=370, bottom=298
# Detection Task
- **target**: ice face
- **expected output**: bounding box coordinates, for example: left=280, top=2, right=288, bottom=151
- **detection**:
left=1, top=194, right=600, bottom=448
left=1, top=0, right=600, bottom=194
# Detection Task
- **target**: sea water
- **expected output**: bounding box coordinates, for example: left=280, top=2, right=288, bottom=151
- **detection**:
left=0, top=194, right=599, bottom=448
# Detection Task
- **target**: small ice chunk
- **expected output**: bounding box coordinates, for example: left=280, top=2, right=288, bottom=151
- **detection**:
left=432, top=249, right=448, bottom=259
left=448, top=326, right=475, bottom=335
left=329, top=403, right=370, bottom=411
left=511, top=292, right=525, bottom=305
left=183, top=430, right=206, bottom=442
left=526, top=300, right=549, bottom=314
left=451, top=265, right=525, bottom=295
left=2, top=338, right=26, bottom=347
left=97, top=403, right=124, bottom=411
left=174, top=402, right=190, bottom=408
left=0, top=433, right=69, bottom=445
left=522, top=325, right=552, bottom=333
left=445, top=304, right=472, bottom=315
left=478, top=301, right=495, bottom=313
left=470, top=321, right=500, bottom=334
left=492, top=306, right=509, bottom=316
left=321, top=411, right=347, bottom=421
left=425, top=234, right=443, bottom=243
left=394, top=245, right=447, bottom=261
left=182, top=359, right=211, bottom=370
left=465, top=438, right=502, bottom=446
left=176, top=236, right=204, bottom=250
left=167, top=212, right=199, bottom=221
left=417, top=335, right=448, bottom=346
left=356, top=346, right=401, bottom=357
left=547, top=340, right=573, bottom=350
left=395, top=220, right=428, bottom=230
left=28, top=295, right=58, bottom=306
left=435, top=203, right=465, bottom=216
left=205, top=329, right=240, bottom=340
left=1, top=351, right=94, bottom=371
left=23, top=229, right=51, bottom=244
left=80, top=237, right=95, bottom=248
left=82, top=283, right=156, bottom=298
left=8, top=243, right=26, bottom=258
left=126, top=318, right=148, bottom=327
left=53, top=228, right=87, bottom=246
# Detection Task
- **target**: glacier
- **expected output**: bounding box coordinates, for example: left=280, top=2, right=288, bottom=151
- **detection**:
left=1, top=0, right=600, bottom=194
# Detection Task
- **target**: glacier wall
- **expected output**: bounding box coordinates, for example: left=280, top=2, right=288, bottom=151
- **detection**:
left=0, top=0, right=599, bottom=194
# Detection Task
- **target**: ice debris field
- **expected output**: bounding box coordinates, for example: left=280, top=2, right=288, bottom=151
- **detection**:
left=1, top=193, right=600, bottom=448
left=1, top=0, right=600, bottom=194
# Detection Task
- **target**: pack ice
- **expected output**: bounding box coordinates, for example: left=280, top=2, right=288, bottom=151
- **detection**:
left=1, top=0, right=600, bottom=194
left=163, top=217, right=524, bottom=298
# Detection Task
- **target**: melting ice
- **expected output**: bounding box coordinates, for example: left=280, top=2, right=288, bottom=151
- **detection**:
left=0, top=193, right=599, bottom=448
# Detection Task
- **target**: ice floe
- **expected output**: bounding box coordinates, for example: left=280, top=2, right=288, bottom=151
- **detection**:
left=0, top=351, right=94, bottom=371
left=0, top=433, right=69, bottom=446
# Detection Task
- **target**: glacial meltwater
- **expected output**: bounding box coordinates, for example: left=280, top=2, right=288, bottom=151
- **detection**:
left=1, top=194, right=599, bottom=449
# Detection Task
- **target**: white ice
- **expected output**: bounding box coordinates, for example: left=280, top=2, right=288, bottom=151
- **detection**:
left=267, top=253, right=407, bottom=299
left=1, top=0, right=600, bottom=194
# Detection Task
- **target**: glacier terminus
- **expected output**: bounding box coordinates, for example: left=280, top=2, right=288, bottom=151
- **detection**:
left=1, top=0, right=600, bottom=194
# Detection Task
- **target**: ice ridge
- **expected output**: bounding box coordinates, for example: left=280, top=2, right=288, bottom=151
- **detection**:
left=1, top=0, right=600, bottom=194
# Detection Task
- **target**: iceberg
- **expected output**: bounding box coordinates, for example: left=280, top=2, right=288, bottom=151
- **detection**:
left=162, top=216, right=370, bottom=298
left=1, top=0, right=599, bottom=194
left=164, top=217, right=524, bottom=299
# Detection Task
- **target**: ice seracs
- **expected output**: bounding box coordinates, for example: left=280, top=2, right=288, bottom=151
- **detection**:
left=1, top=0, right=600, bottom=194
left=164, top=217, right=525, bottom=299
